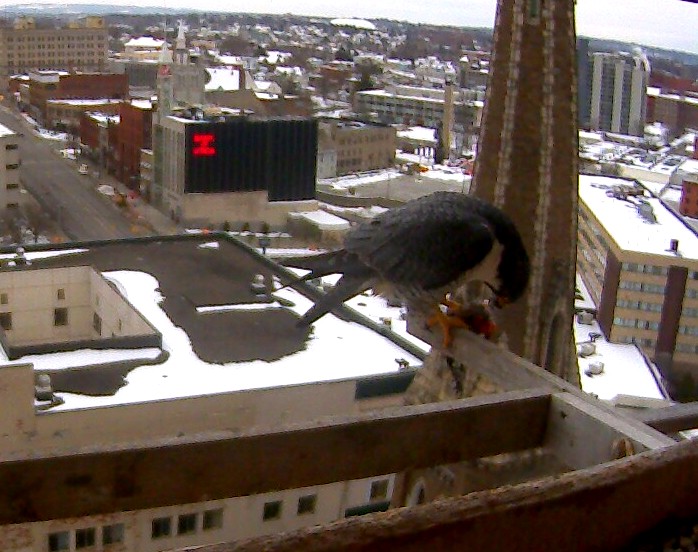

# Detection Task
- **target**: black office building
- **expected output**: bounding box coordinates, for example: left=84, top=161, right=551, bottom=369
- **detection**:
left=185, top=116, right=318, bottom=201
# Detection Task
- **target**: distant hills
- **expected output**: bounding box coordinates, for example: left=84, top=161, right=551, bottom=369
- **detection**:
left=2, top=3, right=697, bottom=66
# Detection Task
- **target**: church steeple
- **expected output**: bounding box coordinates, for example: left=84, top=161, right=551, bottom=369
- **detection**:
left=174, top=21, right=188, bottom=65
left=157, top=36, right=174, bottom=117
left=470, top=0, right=579, bottom=382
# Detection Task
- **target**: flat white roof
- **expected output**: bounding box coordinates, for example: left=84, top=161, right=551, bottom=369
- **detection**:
left=575, top=275, right=665, bottom=401
left=579, top=174, right=698, bottom=259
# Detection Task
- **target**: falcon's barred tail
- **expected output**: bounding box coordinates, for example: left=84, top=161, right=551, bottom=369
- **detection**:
left=297, top=275, right=370, bottom=326
left=282, top=250, right=352, bottom=278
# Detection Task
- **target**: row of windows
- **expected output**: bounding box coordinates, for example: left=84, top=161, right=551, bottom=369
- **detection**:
left=151, top=508, right=223, bottom=539
left=615, top=335, right=657, bottom=348
left=678, top=325, right=698, bottom=336
left=613, top=317, right=660, bottom=331
left=0, top=307, right=68, bottom=331
left=683, top=307, right=698, bottom=318
left=8, top=35, right=104, bottom=42
left=621, top=262, right=668, bottom=276
left=0, top=288, right=65, bottom=305
left=618, top=281, right=665, bottom=294
left=676, top=343, right=698, bottom=354
left=48, top=523, right=123, bottom=551
left=616, top=299, right=662, bottom=312
left=262, top=479, right=388, bottom=522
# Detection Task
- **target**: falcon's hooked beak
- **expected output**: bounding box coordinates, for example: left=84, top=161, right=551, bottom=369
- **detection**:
left=485, top=282, right=509, bottom=309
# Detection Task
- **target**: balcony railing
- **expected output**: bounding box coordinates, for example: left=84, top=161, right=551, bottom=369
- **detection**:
left=2, top=316, right=698, bottom=550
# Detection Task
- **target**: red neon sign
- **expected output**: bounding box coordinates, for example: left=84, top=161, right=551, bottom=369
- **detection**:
left=192, top=133, right=216, bottom=157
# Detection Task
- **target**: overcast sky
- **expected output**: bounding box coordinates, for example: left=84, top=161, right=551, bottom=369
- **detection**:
left=11, top=0, right=698, bottom=55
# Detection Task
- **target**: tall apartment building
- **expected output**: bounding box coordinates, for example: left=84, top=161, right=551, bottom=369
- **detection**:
left=577, top=38, right=592, bottom=128
left=0, top=16, right=108, bottom=78
left=577, top=175, right=698, bottom=382
left=587, top=50, right=650, bottom=137
left=0, top=124, right=21, bottom=210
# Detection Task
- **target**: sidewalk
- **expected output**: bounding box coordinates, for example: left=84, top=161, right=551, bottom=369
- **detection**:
left=80, top=159, right=180, bottom=236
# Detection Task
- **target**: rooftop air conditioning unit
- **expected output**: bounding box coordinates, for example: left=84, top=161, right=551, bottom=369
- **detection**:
left=578, top=342, right=596, bottom=358
left=577, top=311, right=594, bottom=325
left=584, top=360, right=604, bottom=376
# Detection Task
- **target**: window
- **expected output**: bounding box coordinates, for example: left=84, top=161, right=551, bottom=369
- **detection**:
left=5, top=163, right=19, bottom=170
left=48, top=531, right=70, bottom=551
left=297, top=494, right=317, bottom=515
left=75, top=527, right=95, bottom=548
left=177, top=513, right=197, bottom=535
left=0, top=312, right=12, bottom=331
left=93, top=313, right=101, bottom=335
left=6, top=183, right=18, bottom=190
left=151, top=516, right=171, bottom=539
left=370, top=479, right=389, bottom=501
left=54, top=307, right=68, bottom=326
left=57, top=288, right=65, bottom=300
left=202, top=508, right=223, bottom=530
left=0, top=293, right=7, bottom=305
left=102, top=523, right=124, bottom=545
left=263, top=500, right=282, bottom=521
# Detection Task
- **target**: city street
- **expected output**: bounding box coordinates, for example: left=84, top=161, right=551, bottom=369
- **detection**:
left=0, top=106, right=145, bottom=241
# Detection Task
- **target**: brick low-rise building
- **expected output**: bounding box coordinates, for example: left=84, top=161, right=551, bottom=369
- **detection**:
left=27, top=71, right=128, bottom=129
left=116, top=100, right=153, bottom=189
left=318, top=118, right=396, bottom=176
left=0, top=16, right=108, bottom=78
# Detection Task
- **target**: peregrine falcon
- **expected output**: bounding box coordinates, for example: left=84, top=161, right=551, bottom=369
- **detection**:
left=284, top=191, right=530, bottom=344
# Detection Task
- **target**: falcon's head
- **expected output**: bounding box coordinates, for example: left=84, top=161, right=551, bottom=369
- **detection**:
left=487, top=214, right=531, bottom=309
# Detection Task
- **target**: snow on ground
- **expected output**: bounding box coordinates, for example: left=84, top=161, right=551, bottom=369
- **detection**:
left=319, top=169, right=402, bottom=192
left=4, top=347, right=161, bottom=371
left=40, top=270, right=421, bottom=411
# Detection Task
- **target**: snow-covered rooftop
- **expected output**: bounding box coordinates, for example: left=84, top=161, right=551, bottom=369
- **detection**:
left=575, top=275, right=665, bottom=401
left=2, top=239, right=421, bottom=411
left=579, top=174, right=698, bottom=259
left=0, top=123, right=17, bottom=139
left=330, top=18, right=376, bottom=31
left=125, top=36, right=165, bottom=49
left=289, top=210, right=351, bottom=231
left=205, top=67, right=242, bottom=92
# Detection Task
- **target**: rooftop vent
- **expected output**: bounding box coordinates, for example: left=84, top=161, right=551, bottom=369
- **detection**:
left=669, top=239, right=679, bottom=254
left=577, top=342, right=596, bottom=358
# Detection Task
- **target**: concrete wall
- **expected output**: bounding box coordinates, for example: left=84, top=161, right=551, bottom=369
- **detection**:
left=182, top=191, right=318, bottom=228
left=0, top=266, right=158, bottom=348
left=90, top=270, right=155, bottom=338
left=0, top=364, right=407, bottom=551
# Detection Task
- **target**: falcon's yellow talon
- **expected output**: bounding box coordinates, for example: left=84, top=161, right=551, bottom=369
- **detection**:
left=426, top=308, right=472, bottom=347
